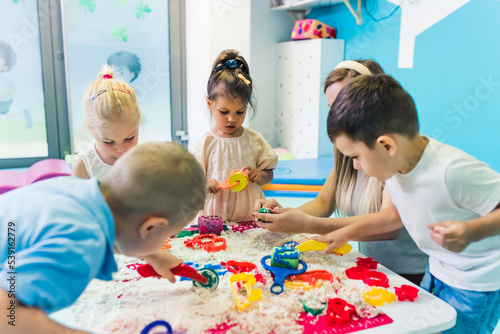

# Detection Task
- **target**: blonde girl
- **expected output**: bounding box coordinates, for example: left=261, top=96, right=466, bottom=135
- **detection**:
left=72, top=65, right=141, bottom=179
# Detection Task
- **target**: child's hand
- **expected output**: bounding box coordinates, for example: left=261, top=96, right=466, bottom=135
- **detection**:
left=144, top=251, right=183, bottom=283
left=252, top=207, right=310, bottom=233
left=254, top=198, right=283, bottom=211
left=207, top=178, right=220, bottom=194
left=311, top=230, right=349, bottom=256
left=428, top=220, right=472, bottom=252
left=242, top=165, right=261, bottom=183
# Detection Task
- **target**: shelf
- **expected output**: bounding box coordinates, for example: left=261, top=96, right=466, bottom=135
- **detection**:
left=271, top=0, right=362, bottom=25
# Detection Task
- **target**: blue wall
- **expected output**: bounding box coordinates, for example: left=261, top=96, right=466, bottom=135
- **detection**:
left=310, top=0, right=500, bottom=172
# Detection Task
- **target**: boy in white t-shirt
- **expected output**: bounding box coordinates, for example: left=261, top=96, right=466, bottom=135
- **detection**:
left=318, top=74, right=500, bottom=333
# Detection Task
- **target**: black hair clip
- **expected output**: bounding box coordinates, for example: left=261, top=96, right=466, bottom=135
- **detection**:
left=213, top=58, right=240, bottom=73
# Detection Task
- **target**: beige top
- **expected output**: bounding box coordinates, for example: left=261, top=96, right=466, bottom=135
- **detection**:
left=191, top=128, right=278, bottom=223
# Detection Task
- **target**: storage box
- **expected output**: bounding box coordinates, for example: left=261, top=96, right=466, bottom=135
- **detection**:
left=291, top=19, right=336, bottom=40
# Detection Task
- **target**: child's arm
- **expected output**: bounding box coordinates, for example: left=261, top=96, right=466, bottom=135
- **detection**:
left=207, top=179, right=220, bottom=194
left=71, top=155, right=90, bottom=179
left=141, top=251, right=183, bottom=283
left=0, top=289, right=91, bottom=334
left=428, top=203, right=500, bottom=252
left=242, top=165, right=273, bottom=185
left=254, top=168, right=340, bottom=224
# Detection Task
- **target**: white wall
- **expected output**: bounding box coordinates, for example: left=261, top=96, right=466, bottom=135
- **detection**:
left=185, top=0, right=294, bottom=149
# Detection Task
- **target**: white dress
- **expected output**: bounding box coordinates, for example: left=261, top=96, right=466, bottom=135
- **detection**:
left=191, top=128, right=278, bottom=223
left=78, top=144, right=112, bottom=180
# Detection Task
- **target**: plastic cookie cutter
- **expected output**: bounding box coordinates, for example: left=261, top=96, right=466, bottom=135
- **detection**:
left=362, top=270, right=389, bottom=288
left=282, top=241, right=299, bottom=249
left=198, top=215, right=224, bottom=235
left=257, top=207, right=273, bottom=223
left=261, top=254, right=307, bottom=294
left=270, top=246, right=302, bottom=269
left=136, top=263, right=219, bottom=291
left=356, top=257, right=378, bottom=269
left=285, top=270, right=334, bottom=290
left=141, top=320, right=172, bottom=334
left=230, top=273, right=263, bottom=311
left=302, top=300, right=327, bottom=316
left=326, top=298, right=357, bottom=326
left=176, top=227, right=198, bottom=238
left=221, top=260, right=266, bottom=284
left=394, top=284, right=419, bottom=302
left=363, top=287, right=396, bottom=306
left=295, top=240, right=352, bottom=255
left=161, top=239, right=172, bottom=250
left=345, top=266, right=389, bottom=287
left=184, top=233, right=227, bottom=252
left=219, top=169, right=249, bottom=192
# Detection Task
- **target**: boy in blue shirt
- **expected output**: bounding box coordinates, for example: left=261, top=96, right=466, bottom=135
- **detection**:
left=318, top=74, right=500, bottom=333
left=0, top=141, right=206, bottom=334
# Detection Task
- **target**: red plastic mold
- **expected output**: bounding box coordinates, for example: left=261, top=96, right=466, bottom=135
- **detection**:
left=289, top=270, right=333, bottom=286
left=221, top=260, right=266, bottom=285
left=394, top=284, right=419, bottom=302
left=326, top=298, right=356, bottom=326
left=231, top=221, right=260, bottom=233
left=184, top=234, right=227, bottom=252
left=356, top=257, right=378, bottom=270
left=345, top=266, right=389, bottom=288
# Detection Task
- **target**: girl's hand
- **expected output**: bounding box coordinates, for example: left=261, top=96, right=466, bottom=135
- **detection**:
left=207, top=178, right=220, bottom=194
left=242, top=165, right=261, bottom=183
left=428, top=220, right=471, bottom=252
left=311, top=229, right=350, bottom=255
left=254, top=198, right=283, bottom=211
left=146, top=252, right=183, bottom=283
left=252, top=207, right=310, bottom=234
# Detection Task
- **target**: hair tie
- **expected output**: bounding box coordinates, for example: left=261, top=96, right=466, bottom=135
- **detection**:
left=213, top=58, right=240, bottom=73
left=237, top=73, right=251, bottom=86
left=102, top=74, right=113, bottom=80
left=334, top=60, right=372, bottom=76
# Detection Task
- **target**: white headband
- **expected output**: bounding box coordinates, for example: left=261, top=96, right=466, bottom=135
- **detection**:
left=334, top=60, right=372, bottom=75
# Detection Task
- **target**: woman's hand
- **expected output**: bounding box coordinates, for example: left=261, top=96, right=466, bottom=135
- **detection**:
left=252, top=207, right=311, bottom=234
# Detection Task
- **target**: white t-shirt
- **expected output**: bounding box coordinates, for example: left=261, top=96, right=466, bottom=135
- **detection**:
left=190, top=128, right=278, bottom=223
left=386, top=137, right=500, bottom=291
left=78, top=144, right=112, bottom=180
left=354, top=171, right=429, bottom=274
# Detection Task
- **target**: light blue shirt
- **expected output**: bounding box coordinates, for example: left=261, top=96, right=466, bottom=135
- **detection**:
left=0, top=177, right=117, bottom=313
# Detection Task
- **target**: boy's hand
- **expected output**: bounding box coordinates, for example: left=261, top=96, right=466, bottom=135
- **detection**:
left=428, top=220, right=471, bottom=252
left=145, top=251, right=183, bottom=283
left=242, top=165, right=261, bottom=183
left=311, top=230, right=349, bottom=255
left=252, top=207, right=309, bottom=233
left=254, top=198, right=283, bottom=211
left=207, top=179, right=220, bottom=194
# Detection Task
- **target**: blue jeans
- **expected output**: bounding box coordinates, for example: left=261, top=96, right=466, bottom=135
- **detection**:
left=421, top=266, right=500, bottom=334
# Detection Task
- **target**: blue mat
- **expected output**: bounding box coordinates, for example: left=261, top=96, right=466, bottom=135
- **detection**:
left=272, top=156, right=334, bottom=186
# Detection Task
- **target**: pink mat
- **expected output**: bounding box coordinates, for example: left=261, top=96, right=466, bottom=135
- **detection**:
left=0, top=159, right=71, bottom=195
left=208, top=313, right=393, bottom=334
